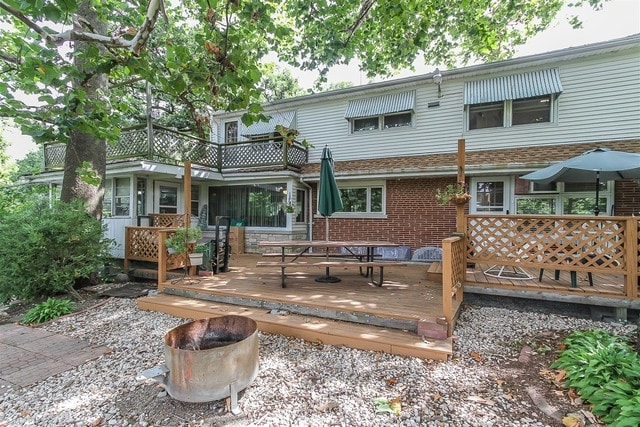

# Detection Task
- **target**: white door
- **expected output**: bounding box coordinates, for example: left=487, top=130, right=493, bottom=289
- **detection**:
left=470, top=177, right=512, bottom=214
left=154, top=181, right=182, bottom=214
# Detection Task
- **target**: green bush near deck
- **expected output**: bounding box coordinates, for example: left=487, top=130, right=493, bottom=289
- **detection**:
left=0, top=199, right=113, bottom=303
left=551, top=329, right=640, bottom=426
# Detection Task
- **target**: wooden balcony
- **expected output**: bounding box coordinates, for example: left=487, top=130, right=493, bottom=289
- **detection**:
left=43, top=124, right=308, bottom=172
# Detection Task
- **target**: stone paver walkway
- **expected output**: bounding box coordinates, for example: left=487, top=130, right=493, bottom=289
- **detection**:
left=0, top=323, right=110, bottom=396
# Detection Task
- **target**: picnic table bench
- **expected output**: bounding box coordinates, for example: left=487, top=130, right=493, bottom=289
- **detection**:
left=255, top=260, right=407, bottom=288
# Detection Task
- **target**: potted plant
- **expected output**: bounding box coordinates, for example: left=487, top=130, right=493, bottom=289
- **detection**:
left=165, top=227, right=202, bottom=254
left=188, top=244, right=207, bottom=266
left=435, top=181, right=472, bottom=206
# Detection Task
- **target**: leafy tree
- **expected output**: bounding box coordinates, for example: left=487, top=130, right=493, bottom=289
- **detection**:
left=0, top=0, right=607, bottom=219
left=258, top=64, right=307, bottom=102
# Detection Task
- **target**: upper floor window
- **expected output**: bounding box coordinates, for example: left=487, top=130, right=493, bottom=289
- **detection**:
left=345, top=91, right=415, bottom=134
left=464, top=68, right=562, bottom=131
left=512, top=96, right=551, bottom=125
left=225, top=121, right=238, bottom=143
left=468, top=102, right=504, bottom=130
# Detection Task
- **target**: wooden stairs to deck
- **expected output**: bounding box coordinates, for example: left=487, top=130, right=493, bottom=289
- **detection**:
left=137, top=293, right=453, bottom=361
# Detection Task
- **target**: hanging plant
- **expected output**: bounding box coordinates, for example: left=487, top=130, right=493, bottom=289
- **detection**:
left=435, top=181, right=472, bottom=206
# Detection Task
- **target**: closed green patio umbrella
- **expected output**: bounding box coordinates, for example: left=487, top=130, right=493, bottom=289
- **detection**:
left=316, top=145, right=343, bottom=282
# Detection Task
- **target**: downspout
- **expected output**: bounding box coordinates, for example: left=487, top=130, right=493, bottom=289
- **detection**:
left=299, top=177, right=312, bottom=240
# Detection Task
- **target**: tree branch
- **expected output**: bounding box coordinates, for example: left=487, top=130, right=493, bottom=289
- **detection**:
left=0, top=0, right=165, bottom=55
left=344, top=0, right=375, bottom=47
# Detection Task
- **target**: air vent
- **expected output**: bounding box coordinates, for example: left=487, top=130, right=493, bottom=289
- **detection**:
left=427, top=101, right=440, bottom=108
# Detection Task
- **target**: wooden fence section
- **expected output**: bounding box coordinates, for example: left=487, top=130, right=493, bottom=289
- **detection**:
left=148, top=213, right=187, bottom=228
left=466, top=215, right=639, bottom=298
left=44, top=124, right=308, bottom=171
left=124, top=226, right=187, bottom=274
left=442, top=236, right=466, bottom=335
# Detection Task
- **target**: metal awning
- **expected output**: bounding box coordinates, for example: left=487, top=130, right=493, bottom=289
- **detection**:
left=464, top=68, right=563, bottom=104
left=241, top=111, right=296, bottom=136
left=344, top=90, right=416, bottom=118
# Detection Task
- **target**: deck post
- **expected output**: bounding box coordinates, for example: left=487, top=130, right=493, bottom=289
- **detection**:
left=624, top=217, right=638, bottom=298
left=456, top=139, right=466, bottom=234
left=158, top=229, right=168, bottom=290
left=123, top=227, right=131, bottom=273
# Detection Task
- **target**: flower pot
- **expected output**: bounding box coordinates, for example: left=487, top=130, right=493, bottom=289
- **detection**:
left=188, top=253, right=204, bottom=266
left=167, top=247, right=178, bottom=255
left=450, top=193, right=472, bottom=205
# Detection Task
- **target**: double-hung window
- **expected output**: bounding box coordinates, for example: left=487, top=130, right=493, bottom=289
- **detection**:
left=102, top=177, right=131, bottom=217
left=464, top=69, right=562, bottom=131
left=345, top=91, right=415, bottom=134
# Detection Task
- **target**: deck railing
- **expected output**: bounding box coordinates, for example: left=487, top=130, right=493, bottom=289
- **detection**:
left=124, top=226, right=188, bottom=273
left=466, top=214, right=639, bottom=298
left=442, top=235, right=466, bottom=335
left=43, top=124, right=308, bottom=171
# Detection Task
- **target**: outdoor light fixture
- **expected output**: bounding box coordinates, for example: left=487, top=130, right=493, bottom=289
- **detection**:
left=432, top=68, right=442, bottom=98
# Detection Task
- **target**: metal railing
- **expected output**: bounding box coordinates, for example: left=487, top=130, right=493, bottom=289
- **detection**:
left=44, top=124, right=308, bottom=171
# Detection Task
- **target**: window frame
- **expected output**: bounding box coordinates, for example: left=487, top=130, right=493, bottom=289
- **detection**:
left=351, top=111, right=413, bottom=134
left=465, top=94, right=556, bottom=131
left=224, top=121, right=238, bottom=143
left=514, top=181, right=612, bottom=215
left=102, top=177, right=132, bottom=218
left=326, top=180, right=386, bottom=218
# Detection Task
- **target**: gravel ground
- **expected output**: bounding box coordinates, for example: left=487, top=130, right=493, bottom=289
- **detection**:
left=0, top=298, right=635, bottom=426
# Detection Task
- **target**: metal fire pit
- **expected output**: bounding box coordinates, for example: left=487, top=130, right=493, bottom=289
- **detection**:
left=139, top=315, right=259, bottom=414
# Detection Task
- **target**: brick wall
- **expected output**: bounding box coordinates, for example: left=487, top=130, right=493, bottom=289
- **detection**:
left=614, top=180, right=640, bottom=216
left=310, top=178, right=462, bottom=250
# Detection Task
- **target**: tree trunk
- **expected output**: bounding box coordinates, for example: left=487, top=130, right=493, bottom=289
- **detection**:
left=60, top=1, right=108, bottom=220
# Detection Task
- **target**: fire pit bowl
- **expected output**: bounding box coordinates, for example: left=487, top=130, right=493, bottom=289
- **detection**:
left=163, top=315, right=259, bottom=404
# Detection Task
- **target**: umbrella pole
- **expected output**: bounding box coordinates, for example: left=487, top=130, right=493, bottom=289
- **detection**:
left=594, top=172, right=600, bottom=216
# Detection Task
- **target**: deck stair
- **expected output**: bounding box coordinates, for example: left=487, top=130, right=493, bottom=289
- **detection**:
left=137, top=293, right=453, bottom=360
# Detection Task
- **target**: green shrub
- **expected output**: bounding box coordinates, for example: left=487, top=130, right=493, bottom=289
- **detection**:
left=22, top=298, right=75, bottom=324
left=0, top=199, right=114, bottom=302
left=551, top=329, right=640, bottom=426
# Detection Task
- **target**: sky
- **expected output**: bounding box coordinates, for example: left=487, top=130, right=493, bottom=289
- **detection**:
left=3, top=0, right=640, bottom=161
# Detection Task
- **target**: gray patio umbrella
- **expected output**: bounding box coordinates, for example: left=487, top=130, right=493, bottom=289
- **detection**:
left=316, top=145, right=343, bottom=282
left=520, top=147, right=640, bottom=215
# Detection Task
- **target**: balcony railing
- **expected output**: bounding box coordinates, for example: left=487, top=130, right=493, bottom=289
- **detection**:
left=43, top=124, right=308, bottom=171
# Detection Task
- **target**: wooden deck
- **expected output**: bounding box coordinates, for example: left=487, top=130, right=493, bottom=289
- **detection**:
left=137, top=254, right=453, bottom=361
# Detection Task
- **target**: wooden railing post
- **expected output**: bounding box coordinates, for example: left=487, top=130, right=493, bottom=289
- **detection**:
left=442, top=235, right=465, bottom=336
left=624, top=217, right=639, bottom=298
left=158, top=229, right=168, bottom=290
left=442, top=238, right=454, bottom=330
left=123, top=227, right=131, bottom=272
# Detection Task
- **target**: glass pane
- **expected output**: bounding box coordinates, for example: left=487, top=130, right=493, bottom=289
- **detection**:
left=371, top=187, right=383, bottom=212
left=512, top=96, right=551, bottom=125
left=516, top=198, right=556, bottom=214
left=295, top=189, right=306, bottom=223
left=208, top=183, right=286, bottom=227
left=531, top=181, right=557, bottom=192
left=114, top=178, right=130, bottom=216
left=191, top=185, right=200, bottom=216
left=564, top=181, right=607, bottom=192
left=225, top=122, right=238, bottom=143
left=115, top=177, right=130, bottom=196
left=383, top=113, right=412, bottom=129
left=340, top=188, right=367, bottom=212
left=159, top=186, right=178, bottom=207
left=476, top=181, right=505, bottom=212
left=353, top=117, right=379, bottom=132
left=468, top=102, right=503, bottom=129
left=563, top=197, right=607, bottom=215
left=136, top=178, right=146, bottom=216
left=103, top=179, right=112, bottom=217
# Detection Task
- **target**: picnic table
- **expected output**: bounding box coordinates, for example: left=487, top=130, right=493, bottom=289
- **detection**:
left=257, top=240, right=406, bottom=287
